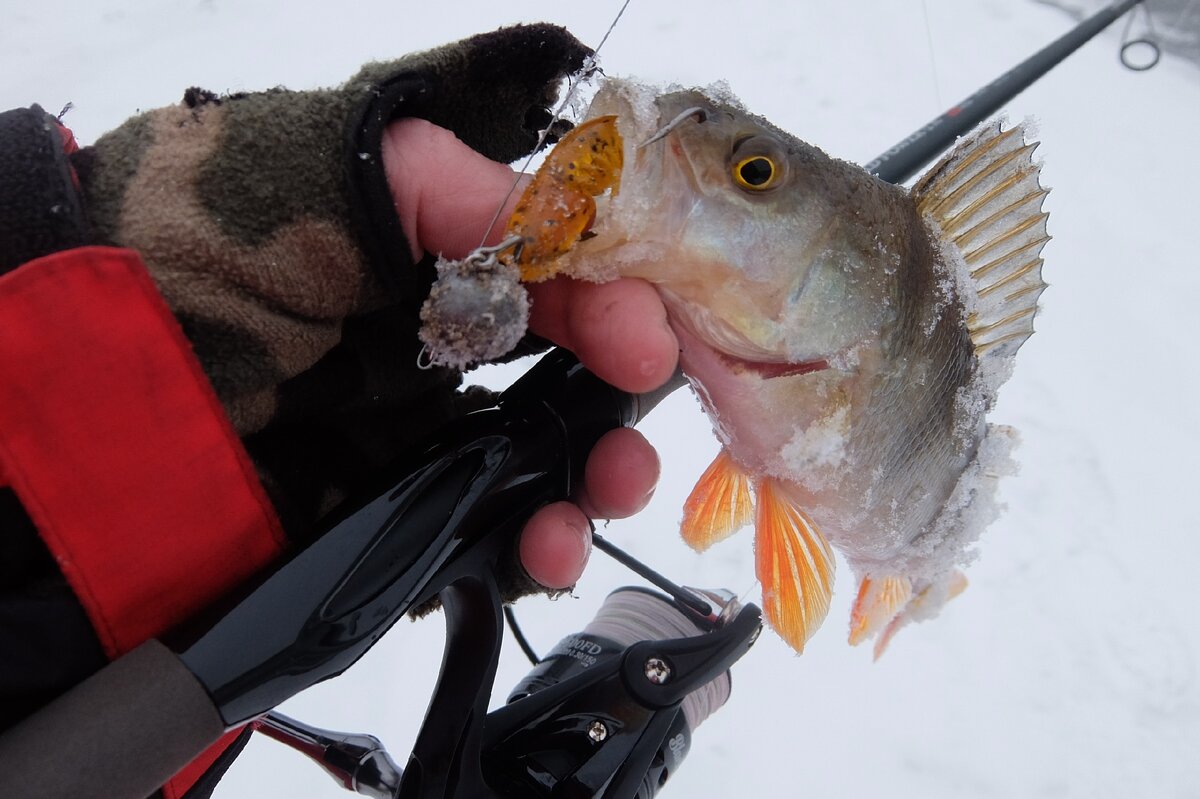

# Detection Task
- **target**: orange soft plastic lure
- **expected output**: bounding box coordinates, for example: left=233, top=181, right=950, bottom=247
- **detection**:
left=503, top=115, right=623, bottom=281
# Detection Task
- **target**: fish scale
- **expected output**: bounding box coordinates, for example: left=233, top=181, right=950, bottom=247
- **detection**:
left=450, top=76, right=1048, bottom=657
left=555, top=79, right=1046, bottom=656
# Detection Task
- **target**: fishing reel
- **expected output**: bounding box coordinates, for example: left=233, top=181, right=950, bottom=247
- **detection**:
left=257, top=584, right=759, bottom=798
left=0, top=346, right=759, bottom=799
left=235, top=343, right=761, bottom=798
left=183, top=345, right=760, bottom=799
left=8, top=5, right=1169, bottom=792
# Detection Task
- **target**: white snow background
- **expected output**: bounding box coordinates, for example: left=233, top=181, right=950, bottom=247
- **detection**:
left=3, top=0, right=1199, bottom=796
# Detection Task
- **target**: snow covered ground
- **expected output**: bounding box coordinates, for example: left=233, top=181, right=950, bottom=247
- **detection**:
left=3, top=0, right=1199, bottom=796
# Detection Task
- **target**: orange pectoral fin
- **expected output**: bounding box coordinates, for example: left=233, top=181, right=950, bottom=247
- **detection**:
left=754, top=479, right=835, bottom=654
left=848, top=574, right=913, bottom=646
left=680, top=449, right=754, bottom=552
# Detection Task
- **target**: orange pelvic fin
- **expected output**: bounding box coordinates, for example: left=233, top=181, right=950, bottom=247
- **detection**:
left=680, top=449, right=754, bottom=552
left=944, top=570, right=969, bottom=602
left=873, top=614, right=906, bottom=662
left=848, top=574, right=913, bottom=646
left=754, top=479, right=835, bottom=654
left=872, top=570, right=969, bottom=660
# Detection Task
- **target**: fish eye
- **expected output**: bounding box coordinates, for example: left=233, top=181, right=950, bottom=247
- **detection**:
left=733, top=155, right=778, bottom=191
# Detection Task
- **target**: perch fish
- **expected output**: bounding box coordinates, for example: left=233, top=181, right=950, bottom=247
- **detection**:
left=431, top=79, right=1050, bottom=656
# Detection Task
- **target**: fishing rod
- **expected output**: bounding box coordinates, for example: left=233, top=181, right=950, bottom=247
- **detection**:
left=866, top=0, right=1155, bottom=183
left=238, top=6, right=1166, bottom=791
left=0, top=5, right=1163, bottom=798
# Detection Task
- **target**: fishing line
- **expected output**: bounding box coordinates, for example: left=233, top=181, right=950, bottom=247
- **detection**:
left=921, top=0, right=944, bottom=111
left=504, top=605, right=542, bottom=665
left=592, top=532, right=713, bottom=617
left=474, top=0, right=634, bottom=251
left=591, top=0, right=634, bottom=57
left=738, top=580, right=761, bottom=618
left=504, top=530, right=716, bottom=668
left=580, top=589, right=732, bottom=730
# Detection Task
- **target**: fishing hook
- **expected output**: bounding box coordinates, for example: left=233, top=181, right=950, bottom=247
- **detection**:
left=461, top=234, right=524, bottom=269
left=474, top=0, right=634, bottom=252
left=638, top=106, right=709, bottom=149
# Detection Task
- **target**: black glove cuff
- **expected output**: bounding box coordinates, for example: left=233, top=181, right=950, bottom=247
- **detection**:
left=0, top=105, right=88, bottom=275
left=344, top=23, right=592, bottom=303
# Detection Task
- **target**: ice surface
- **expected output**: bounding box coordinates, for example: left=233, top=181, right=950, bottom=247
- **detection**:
left=13, top=2, right=1200, bottom=798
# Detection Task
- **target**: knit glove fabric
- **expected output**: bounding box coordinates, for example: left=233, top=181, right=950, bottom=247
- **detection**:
left=71, top=24, right=591, bottom=537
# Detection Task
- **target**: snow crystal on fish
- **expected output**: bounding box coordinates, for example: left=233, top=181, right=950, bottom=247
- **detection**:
left=895, top=423, right=1019, bottom=582
left=419, top=76, right=1048, bottom=656
left=559, top=81, right=1048, bottom=654
left=779, top=405, right=850, bottom=490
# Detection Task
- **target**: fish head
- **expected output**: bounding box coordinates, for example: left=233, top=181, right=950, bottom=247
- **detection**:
left=578, top=79, right=906, bottom=371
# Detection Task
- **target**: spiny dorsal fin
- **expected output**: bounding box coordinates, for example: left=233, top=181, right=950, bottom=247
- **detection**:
left=912, top=120, right=1050, bottom=361
left=754, top=478, right=835, bottom=654
left=681, top=449, right=754, bottom=552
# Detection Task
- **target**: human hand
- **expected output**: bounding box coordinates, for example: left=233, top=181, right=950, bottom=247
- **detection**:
left=383, top=118, right=679, bottom=589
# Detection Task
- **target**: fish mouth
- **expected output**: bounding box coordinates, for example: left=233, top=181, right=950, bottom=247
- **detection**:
left=638, top=105, right=826, bottom=380
left=663, top=291, right=829, bottom=380
left=729, top=357, right=830, bottom=380
left=609, top=90, right=830, bottom=380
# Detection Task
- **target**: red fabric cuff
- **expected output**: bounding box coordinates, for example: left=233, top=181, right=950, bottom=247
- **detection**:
left=0, top=246, right=286, bottom=655
left=0, top=246, right=287, bottom=795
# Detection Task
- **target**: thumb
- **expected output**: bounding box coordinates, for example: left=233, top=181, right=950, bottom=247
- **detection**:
left=381, top=118, right=527, bottom=262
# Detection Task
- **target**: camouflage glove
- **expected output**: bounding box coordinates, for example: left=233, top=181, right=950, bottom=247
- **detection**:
left=72, top=24, right=591, bottom=538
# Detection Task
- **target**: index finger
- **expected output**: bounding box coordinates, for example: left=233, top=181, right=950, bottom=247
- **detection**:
left=528, top=277, right=679, bottom=394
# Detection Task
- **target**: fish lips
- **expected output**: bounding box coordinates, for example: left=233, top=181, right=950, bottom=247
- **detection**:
left=663, top=290, right=829, bottom=380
